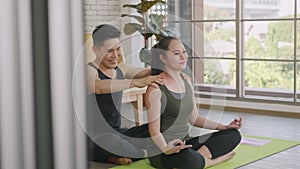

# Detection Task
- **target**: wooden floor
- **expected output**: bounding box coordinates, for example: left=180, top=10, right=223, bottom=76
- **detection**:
left=90, top=104, right=300, bottom=169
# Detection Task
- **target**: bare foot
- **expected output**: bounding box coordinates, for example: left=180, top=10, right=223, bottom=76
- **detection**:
left=220, top=151, right=236, bottom=162
left=107, top=157, right=132, bottom=165
left=198, top=145, right=213, bottom=159
left=205, top=151, right=236, bottom=168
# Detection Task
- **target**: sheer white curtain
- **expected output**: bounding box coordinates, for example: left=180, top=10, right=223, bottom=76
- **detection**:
left=0, top=0, right=87, bottom=168
left=0, top=0, right=24, bottom=169
left=48, top=0, right=86, bottom=169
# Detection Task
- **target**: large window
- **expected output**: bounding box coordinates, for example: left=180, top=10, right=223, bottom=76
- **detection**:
left=155, top=0, right=300, bottom=102
left=297, top=63, right=300, bottom=100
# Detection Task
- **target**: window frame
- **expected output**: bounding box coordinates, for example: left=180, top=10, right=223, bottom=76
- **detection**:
left=161, top=0, right=299, bottom=103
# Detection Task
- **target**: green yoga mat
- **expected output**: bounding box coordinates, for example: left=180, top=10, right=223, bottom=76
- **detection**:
left=110, top=135, right=300, bottom=169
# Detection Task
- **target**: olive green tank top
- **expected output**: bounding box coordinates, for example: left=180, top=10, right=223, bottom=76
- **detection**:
left=147, top=77, right=195, bottom=159
left=158, top=78, right=194, bottom=142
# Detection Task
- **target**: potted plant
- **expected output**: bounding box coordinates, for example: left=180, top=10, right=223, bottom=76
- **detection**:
left=121, top=0, right=180, bottom=66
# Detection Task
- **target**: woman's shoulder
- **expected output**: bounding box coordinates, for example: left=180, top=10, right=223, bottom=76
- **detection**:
left=146, top=84, right=162, bottom=93
left=144, top=85, right=163, bottom=107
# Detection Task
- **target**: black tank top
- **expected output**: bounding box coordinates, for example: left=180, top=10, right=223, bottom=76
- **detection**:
left=87, top=63, right=124, bottom=131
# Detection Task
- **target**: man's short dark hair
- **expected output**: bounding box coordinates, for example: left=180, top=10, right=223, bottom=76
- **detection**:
left=92, top=24, right=121, bottom=47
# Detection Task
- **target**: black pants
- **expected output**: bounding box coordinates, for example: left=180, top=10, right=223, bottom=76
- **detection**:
left=149, top=128, right=241, bottom=169
left=88, top=124, right=149, bottom=162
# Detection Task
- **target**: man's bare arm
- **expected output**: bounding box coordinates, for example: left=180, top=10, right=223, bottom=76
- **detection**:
left=86, top=66, right=163, bottom=94
left=92, top=77, right=162, bottom=94
left=118, top=63, right=152, bottom=79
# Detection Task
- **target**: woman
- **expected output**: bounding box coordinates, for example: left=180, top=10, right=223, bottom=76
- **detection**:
left=144, top=37, right=242, bottom=169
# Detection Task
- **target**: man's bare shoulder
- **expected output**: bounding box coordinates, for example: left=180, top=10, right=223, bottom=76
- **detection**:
left=118, top=63, right=149, bottom=78
left=118, top=62, right=135, bottom=71
left=116, top=63, right=129, bottom=75
left=86, top=64, right=98, bottom=74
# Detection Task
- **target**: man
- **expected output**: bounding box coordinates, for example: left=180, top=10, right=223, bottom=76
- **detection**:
left=86, top=24, right=163, bottom=165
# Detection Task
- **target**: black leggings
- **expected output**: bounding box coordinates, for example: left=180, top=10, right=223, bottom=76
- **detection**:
left=88, top=124, right=149, bottom=162
left=149, top=128, right=241, bottom=169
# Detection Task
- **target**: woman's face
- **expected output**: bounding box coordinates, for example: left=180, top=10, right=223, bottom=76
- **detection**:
left=162, top=40, right=188, bottom=71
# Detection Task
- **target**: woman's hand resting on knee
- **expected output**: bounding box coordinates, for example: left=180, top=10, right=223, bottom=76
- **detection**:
left=225, top=117, right=242, bottom=129
left=163, top=139, right=192, bottom=155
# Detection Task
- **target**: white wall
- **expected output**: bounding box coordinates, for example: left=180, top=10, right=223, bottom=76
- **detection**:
left=84, top=0, right=121, bottom=33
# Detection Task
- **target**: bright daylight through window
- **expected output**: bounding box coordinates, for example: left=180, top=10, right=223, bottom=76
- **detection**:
left=152, top=0, right=300, bottom=102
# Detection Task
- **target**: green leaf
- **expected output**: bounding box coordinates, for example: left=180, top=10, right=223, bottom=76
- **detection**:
left=158, top=29, right=169, bottom=37
left=145, top=22, right=156, bottom=33
left=122, top=0, right=167, bottom=65
left=139, top=0, right=165, bottom=13
left=123, top=23, right=143, bottom=35
left=122, top=4, right=142, bottom=12
left=139, top=48, right=152, bottom=65
left=149, top=14, right=164, bottom=28
left=154, top=34, right=163, bottom=41
left=141, top=33, right=154, bottom=40
left=121, top=14, right=145, bottom=24
left=162, top=27, right=181, bottom=37
left=123, top=0, right=165, bottom=14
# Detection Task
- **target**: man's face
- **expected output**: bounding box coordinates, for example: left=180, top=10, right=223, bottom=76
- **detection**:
left=93, top=38, right=122, bottom=69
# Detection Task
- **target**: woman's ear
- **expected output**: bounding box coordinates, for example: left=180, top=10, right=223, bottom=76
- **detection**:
left=159, top=54, right=167, bottom=64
